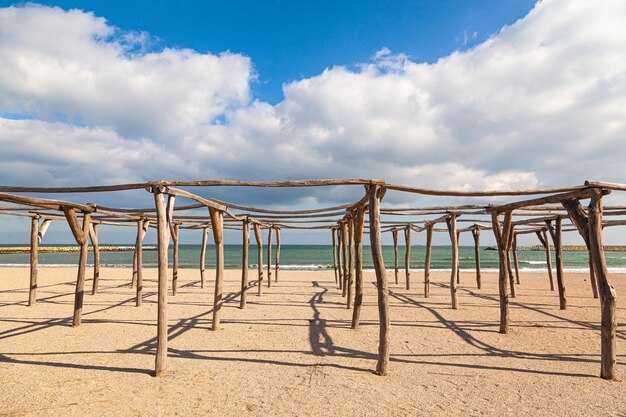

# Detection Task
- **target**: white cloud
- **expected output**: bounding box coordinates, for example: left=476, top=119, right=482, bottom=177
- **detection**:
left=0, top=0, right=625, bottom=210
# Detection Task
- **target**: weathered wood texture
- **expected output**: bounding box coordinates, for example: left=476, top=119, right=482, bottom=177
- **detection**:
left=491, top=211, right=512, bottom=333
left=392, top=229, right=399, bottom=284
left=346, top=217, right=355, bottom=309
left=536, top=230, right=555, bottom=291
left=424, top=224, right=433, bottom=298
left=472, top=228, right=481, bottom=289
left=368, top=185, right=390, bottom=376
left=28, top=216, right=39, bottom=306
left=275, top=227, right=281, bottom=282
left=253, top=223, right=263, bottom=296
left=587, top=192, right=617, bottom=380
left=404, top=226, right=411, bottom=290
left=89, top=223, right=100, bottom=295
left=171, top=224, right=180, bottom=296
left=331, top=228, right=339, bottom=284
left=68, top=210, right=91, bottom=327
left=210, top=208, right=224, bottom=330
left=351, top=207, right=366, bottom=328
left=240, top=219, right=250, bottom=308
left=446, top=215, right=459, bottom=309
left=153, top=189, right=169, bottom=376
left=267, top=226, right=273, bottom=288
left=200, top=226, right=208, bottom=289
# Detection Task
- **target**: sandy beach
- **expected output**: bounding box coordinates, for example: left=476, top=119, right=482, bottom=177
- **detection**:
left=0, top=267, right=624, bottom=416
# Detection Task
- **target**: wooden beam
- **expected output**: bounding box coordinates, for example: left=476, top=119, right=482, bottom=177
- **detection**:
left=89, top=223, right=100, bottom=295
left=331, top=228, right=339, bottom=285
left=392, top=229, right=399, bottom=285
left=404, top=226, right=411, bottom=291
left=171, top=223, right=180, bottom=296
left=587, top=191, right=617, bottom=380
left=253, top=222, right=263, bottom=296
left=71, top=212, right=91, bottom=327
left=346, top=216, right=354, bottom=309
left=28, top=216, right=39, bottom=306
left=446, top=215, right=459, bottom=309
left=267, top=226, right=273, bottom=288
left=472, top=228, right=481, bottom=289
left=275, top=227, right=281, bottom=282
left=210, top=208, right=224, bottom=330
left=240, top=219, right=250, bottom=309
left=424, top=224, right=433, bottom=298
left=153, top=188, right=169, bottom=376
left=368, top=184, right=390, bottom=376
left=546, top=219, right=566, bottom=309
left=351, top=206, right=365, bottom=328
left=200, top=226, right=208, bottom=289
left=536, top=230, right=555, bottom=291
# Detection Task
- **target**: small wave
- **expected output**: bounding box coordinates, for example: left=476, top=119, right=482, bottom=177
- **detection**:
left=520, top=260, right=546, bottom=265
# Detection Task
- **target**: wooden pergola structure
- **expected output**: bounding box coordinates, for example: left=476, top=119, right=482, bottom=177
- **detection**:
left=0, top=179, right=622, bottom=380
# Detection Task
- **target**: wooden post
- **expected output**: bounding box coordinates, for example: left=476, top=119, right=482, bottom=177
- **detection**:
left=89, top=223, right=100, bottom=295
left=341, top=221, right=348, bottom=296
left=331, top=228, right=339, bottom=284
left=351, top=207, right=365, bottom=328
left=28, top=216, right=39, bottom=306
left=446, top=215, right=459, bottom=309
left=536, top=230, right=555, bottom=291
left=512, top=234, right=521, bottom=285
left=135, top=220, right=149, bottom=307
left=200, top=226, right=208, bottom=289
left=63, top=209, right=91, bottom=327
left=404, top=226, right=411, bottom=290
left=471, top=228, right=481, bottom=289
left=456, top=230, right=460, bottom=285
left=240, top=219, right=250, bottom=309
left=587, top=191, right=617, bottom=380
left=153, top=188, right=169, bottom=376
left=546, top=219, right=566, bottom=309
left=337, top=224, right=344, bottom=290
left=368, top=184, right=389, bottom=375
left=506, top=225, right=517, bottom=298
left=254, top=223, right=264, bottom=296
left=267, top=226, right=273, bottom=288
left=424, top=224, right=433, bottom=298
left=346, top=216, right=355, bottom=309
left=171, top=224, right=180, bottom=296
left=210, top=207, right=224, bottom=331
left=275, top=226, right=281, bottom=282
left=491, top=211, right=512, bottom=334
left=131, top=244, right=138, bottom=289
left=392, top=229, right=399, bottom=284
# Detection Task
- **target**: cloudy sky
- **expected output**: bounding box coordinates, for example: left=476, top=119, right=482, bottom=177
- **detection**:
left=0, top=0, right=625, bottom=244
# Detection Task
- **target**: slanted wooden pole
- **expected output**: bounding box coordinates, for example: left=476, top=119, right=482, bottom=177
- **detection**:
left=368, top=184, right=389, bottom=376
left=89, top=223, right=100, bottom=295
left=63, top=209, right=91, bottom=327
left=135, top=220, right=150, bottom=307
left=392, top=229, right=399, bottom=284
left=587, top=191, right=617, bottom=380
left=153, top=188, right=169, bottom=376
left=240, top=218, right=250, bottom=309
left=536, top=230, right=555, bottom=291
left=267, top=226, right=273, bottom=288
left=546, top=219, right=566, bottom=309
left=512, top=234, right=521, bottom=285
left=471, top=228, right=481, bottom=289
left=331, top=228, right=339, bottom=284
left=351, top=206, right=365, bottom=328
left=341, top=221, right=348, bottom=296
left=171, top=224, right=180, bottom=296
left=446, top=215, right=459, bottom=309
left=131, top=243, right=138, bottom=289
left=424, top=224, right=433, bottom=298
left=506, top=225, right=517, bottom=298
left=28, top=216, right=39, bottom=306
left=254, top=223, right=264, bottom=296
left=491, top=211, right=512, bottom=334
left=404, top=226, right=411, bottom=290
left=346, top=216, right=355, bottom=309
left=210, top=207, right=224, bottom=331
left=200, top=226, right=208, bottom=289
left=275, top=226, right=281, bottom=282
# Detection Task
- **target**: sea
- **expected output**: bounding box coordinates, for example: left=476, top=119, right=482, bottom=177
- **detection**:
left=1, top=244, right=626, bottom=273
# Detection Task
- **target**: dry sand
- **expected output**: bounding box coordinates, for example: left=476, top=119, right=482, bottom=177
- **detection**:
left=0, top=267, right=624, bottom=416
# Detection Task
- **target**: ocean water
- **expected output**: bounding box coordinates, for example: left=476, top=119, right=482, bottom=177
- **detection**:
left=1, top=244, right=626, bottom=272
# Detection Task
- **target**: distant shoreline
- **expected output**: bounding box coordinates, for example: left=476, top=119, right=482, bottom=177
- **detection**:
left=0, top=246, right=157, bottom=254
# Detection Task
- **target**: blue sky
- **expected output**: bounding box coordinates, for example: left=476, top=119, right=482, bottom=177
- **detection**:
left=1, top=0, right=536, bottom=104
left=1, top=0, right=626, bottom=244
